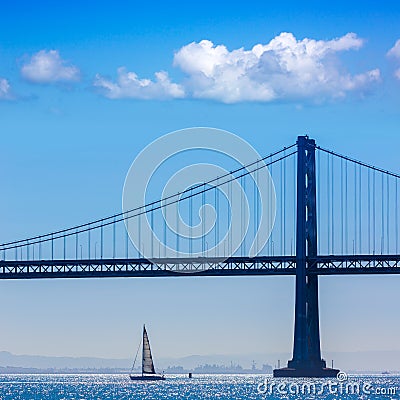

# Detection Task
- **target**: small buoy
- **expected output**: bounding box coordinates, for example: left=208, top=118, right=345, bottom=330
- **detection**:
left=188, top=373, right=192, bottom=378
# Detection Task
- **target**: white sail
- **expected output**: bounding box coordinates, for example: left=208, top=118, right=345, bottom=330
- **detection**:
left=142, top=325, right=156, bottom=374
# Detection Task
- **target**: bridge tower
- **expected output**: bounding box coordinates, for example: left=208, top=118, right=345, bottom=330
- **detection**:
left=274, top=136, right=339, bottom=377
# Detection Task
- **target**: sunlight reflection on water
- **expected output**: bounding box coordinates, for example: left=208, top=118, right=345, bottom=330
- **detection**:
left=0, top=374, right=398, bottom=399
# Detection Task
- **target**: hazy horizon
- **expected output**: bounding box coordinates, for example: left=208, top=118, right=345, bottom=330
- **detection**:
left=1, top=349, right=400, bottom=372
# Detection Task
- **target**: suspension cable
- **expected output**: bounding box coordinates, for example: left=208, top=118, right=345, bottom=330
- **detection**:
left=316, top=145, right=400, bottom=179
left=1, top=150, right=297, bottom=251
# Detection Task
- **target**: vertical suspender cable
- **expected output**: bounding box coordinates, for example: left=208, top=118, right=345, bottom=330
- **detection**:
left=150, top=208, right=154, bottom=257
left=373, top=171, right=376, bottom=254
left=75, top=229, right=78, bottom=259
left=331, top=154, right=334, bottom=253
left=189, top=188, right=193, bottom=255
left=137, top=213, right=141, bottom=257
left=340, top=158, right=344, bottom=255
left=294, top=151, right=296, bottom=255
left=216, top=178, right=219, bottom=257
left=280, top=156, right=283, bottom=255
left=242, top=174, right=245, bottom=256
left=88, top=223, right=91, bottom=259
left=283, top=153, right=286, bottom=255
left=228, top=179, right=232, bottom=256
left=317, top=150, right=321, bottom=252
left=163, top=199, right=167, bottom=257
left=354, top=163, right=357, bottom=254
left=381, top=173, right=384, bottom=254
left=253, top=167, right=258, bottom=255
left=202, top=183, right=206, bottom=256
left=257, top=165, right=260, bottom=255
left=126, top=215, right=129, bottom=259
left=327, top=153, right=331, bottom=254
left=345, top=161, right=348, bottom=254
left=113, top=216, right=116, bottom=258
left=255, top=166, right=259, bottom=255
left=368, top=169, right=371, bottom=254
left=270, top=157, right=273, bottom=256
left=101, top=222, right=104, bottom=259
left=387, top=174, right=390, bottom=254
left=396, top=178, right=398, bottom=254
left=176, top=195, right=180, bottom=255
left=359, top=164, right=362, bottom=254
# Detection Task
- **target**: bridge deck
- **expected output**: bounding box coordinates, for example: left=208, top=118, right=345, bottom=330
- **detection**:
left=0, top=255, right=399, bottom=279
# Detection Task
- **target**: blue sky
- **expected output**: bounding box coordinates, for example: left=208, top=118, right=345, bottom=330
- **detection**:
left=1, top=0, right=400, bottom=367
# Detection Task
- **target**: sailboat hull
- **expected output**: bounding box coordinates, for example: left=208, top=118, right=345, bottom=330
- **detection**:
left=129, top=374, right=166, bottom=381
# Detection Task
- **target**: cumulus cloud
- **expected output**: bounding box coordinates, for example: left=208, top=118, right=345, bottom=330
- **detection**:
left=174, top=33, right=379, bottom=103
left=0, top=78, right=13, bottom=100
left=21, top=50, right=80, bottom=83
left=388, top=40, right=400, bottom=59
left=387, top=40, right=400, bottom=80
left=94, top=32, right=380, bottom=103
left=94, top=68, right=185, bottom=99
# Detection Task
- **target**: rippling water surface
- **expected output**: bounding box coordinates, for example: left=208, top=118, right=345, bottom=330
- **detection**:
left=0, top=374, right=398, bottom=399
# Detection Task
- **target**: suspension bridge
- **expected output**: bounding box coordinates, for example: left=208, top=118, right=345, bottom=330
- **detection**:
left=1, top=135, right=400, bottom=377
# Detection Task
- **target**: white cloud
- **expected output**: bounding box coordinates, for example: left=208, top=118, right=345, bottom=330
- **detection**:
left=174, top=33, right=379, bottom=103
left=94, top=32, right=380, bottom=103
left=387, top=40, right=400, bottom=80
left=0, top=78, right=13, bottom=100
left=21, top=50, right=80, bottom=83
left=388, top=40, right=400, bottom=59
left=94, top=68, right=185, bottom=99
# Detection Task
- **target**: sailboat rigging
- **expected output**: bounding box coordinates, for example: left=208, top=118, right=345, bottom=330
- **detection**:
left=129, top=325, right=165, bottom=381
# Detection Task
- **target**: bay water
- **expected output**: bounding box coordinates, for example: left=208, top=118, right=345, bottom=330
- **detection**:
left=0, top=373, right=398, bottom=399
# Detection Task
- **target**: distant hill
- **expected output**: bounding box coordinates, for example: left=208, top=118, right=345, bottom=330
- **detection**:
left=0, top=350, right=399, bottom=373
left=0, top=351, right=131, bottom=370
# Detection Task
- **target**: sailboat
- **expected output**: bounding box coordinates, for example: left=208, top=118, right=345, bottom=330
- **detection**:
left=129, top=325, right=166, bottom=381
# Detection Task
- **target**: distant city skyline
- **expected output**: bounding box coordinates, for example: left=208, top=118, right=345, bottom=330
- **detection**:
left=0, top=348, right=398, bottom=374
left=1, top=0, right=400, bottom=370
